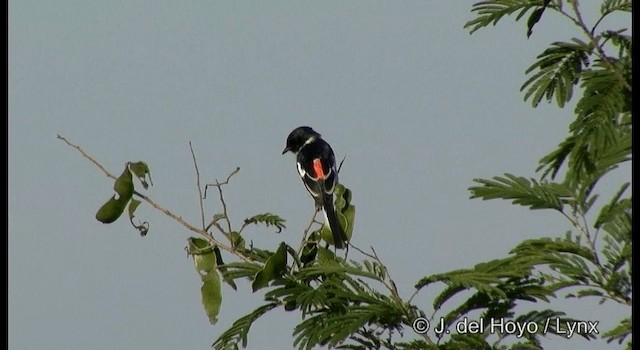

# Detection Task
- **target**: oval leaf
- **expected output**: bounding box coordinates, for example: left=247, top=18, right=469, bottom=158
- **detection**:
left=252, top=243, right=288, bottom=292
left=128, top=161, right=152, bottom=189
left=201, top=273, right=222, bottom=325
left=95, top=196, right=127, bottom=223
left=187, top=237, right=222, bottom=324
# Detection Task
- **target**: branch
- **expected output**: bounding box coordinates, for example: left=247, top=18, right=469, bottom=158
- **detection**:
left=189, top=142, right=206, bottom=230
left=204, top=167, right=240, bottom=235
left=353, top=244, right=436, bottom=345
left=57, top=135, right=253, bottom=263
left=359, top=246, right=402, bottom=302
left=337, top=155, right=347, bottom=173
left=293, top=208, right=321, bottom=270
left=556, top=2, right=632, bottom=92
left=559, top=207, right=601, bottom=266
left=57, top=135, right=118, bottom=181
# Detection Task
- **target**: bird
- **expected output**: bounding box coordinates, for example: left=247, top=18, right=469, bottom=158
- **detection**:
left=282, top=126, right=346, bottom=249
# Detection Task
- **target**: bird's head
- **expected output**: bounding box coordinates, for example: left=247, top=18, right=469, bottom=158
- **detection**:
left=282, top=126, right=321, bottom=154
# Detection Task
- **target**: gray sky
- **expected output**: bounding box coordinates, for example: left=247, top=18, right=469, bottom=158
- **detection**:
left=9, top=2, right=631, bottom=349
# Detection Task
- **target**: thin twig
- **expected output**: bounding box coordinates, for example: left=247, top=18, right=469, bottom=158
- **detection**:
left=371, top=247, right=403, bottom=303
left=407, top=288, right=420, bottom=305
left=57, top=135, right=118, bottom=181
left=204, top=167, right=240, bottom=198
left=350, top=243, right=434, bottom=345
left=337, top=155, right=347, bottom=173
left=563, top=2, right=632, bottom=92
left=57, top=135, right=253, bottom=263
left=204, top=167, right=240, bottom=235
left=580, top=211, right=600, bottom=263
left=592, top=227, right=601, bottom=252
left=349, top=244, right=401, bottom=302
left=560, top=208, right=600, bottom=266
left=293, top=208, right=321, bottom=270
left=189, top=142, right=206, bottom=230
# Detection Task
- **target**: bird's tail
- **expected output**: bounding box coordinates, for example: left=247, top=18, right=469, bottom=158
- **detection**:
left=322, top=192, right=345, bottom=249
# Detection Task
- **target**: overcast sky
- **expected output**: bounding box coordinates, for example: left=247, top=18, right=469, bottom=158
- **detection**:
left=9, top=2, right=631, bottom=349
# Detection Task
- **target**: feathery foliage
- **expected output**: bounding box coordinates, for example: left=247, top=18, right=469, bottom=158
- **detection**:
left=62, top=1, right=630, bottom=349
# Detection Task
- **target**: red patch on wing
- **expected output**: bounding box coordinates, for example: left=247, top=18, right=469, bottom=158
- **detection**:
left=312, top=159, right=325, bottom=179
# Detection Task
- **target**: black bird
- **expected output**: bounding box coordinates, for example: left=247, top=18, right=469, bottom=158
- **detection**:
left=282, top=126, right=345, bottom=249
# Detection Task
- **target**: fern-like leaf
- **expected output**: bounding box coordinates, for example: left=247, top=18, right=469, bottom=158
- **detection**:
left=600, top=0, right=632, bottom=15
left=212, top=303, right=279, bottom=350
left=469, top=173, right=572, bottom=210
left=521, top=39, right=590, bottom=107
left=242, top=213, right=286, bottom=233
left=601, top=29, right=632, bottom=58
left=464, top=0, right=544, bottom=35
left=219, top=262, right=263, bottom=282
left=602, top=317, right=632, bottom=345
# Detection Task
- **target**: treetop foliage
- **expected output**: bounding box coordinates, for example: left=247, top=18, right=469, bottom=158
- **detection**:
left=60, top=1, right=631, bottom=349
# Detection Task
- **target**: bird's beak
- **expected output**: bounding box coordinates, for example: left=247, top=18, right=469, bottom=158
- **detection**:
left=282, top=147, right=290, bottom=155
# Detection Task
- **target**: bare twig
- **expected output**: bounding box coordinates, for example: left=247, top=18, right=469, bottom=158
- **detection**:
left=189, top=142, right=206, bottom=230
left=293, top=208, right=321, bottom=270
left=204, top=167, right=240, bottom=235
left=57, top=135, right=118, bottom=181
left=57, top=135, right=253, bottom=263
left=349, top=244, right=402, bottom=302
left=204, top=167, right=240, bottom=198
left=337, top=155, right=347, bottom=173
left=407, top=288, right=420, bottom=305
left=350, top=243, right=434, bottom=344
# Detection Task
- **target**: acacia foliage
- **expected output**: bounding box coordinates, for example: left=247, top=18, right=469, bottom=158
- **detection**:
left=68, top=1, right=631, bottom=349
left=213, top=1, right=631, bottom=349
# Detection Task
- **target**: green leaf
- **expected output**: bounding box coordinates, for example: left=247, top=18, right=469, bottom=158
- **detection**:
left=594, top=183, right=630, bottom=228
left=417, top=262, right=517, bottom=300
left=602, top=317, right=631, bottom=345
left=316, top=246, right=338, bottom=264
left=469, top=173, right=571, bottom=210
left=335, top=184, right=356, bottom=242
left=300, top=235, right=319, bottom=265
left=228, top=231, right=246, bottom=250
left=213, top=246, right=237, bottom=290
left=188, top=237, right=216, bottom=273
left=576, top=62, right=631, bottom=119
left=212, top=303, right=278, bottom=350
left=220, top=261, right=263, bottom=282
left=95, top=196, right=128, bottom=224
left=464, top=0, right=542, bottom=35
left=201, top=277, right=222, bottom=325
left=95, top=167, right=134, bottom=223
left=440, top=333, right=492, bottom=349
left=187, top=237, right=222, bottom=324
left=298, top=259, right=379, bottom=282
left=252, top=242, right=288, bottom=292
left=601, top=29, right=632, bottom=58
left=128, top=161, right=153, bottom=189
left=242, top=213, right=286, bottom=233
left=510, top=237, right=596, bottom=262
left=521, top=39, right=590, bottom=108
left=601, top=0, right=632, bottom=15
left=128, top=198, right=141, bottom=218
left=536, top=134, right=576, bottom=179
left=113, top=167, right=134, bottom=198
left=513, top=310, right=597, bottom=340
left=566, top=288, right=603, bottom=299
left=526, top=0, right=551, bottom=38
left=127, top=199, right=148, bottom=236
left=320, top=183, right=356, bottom=246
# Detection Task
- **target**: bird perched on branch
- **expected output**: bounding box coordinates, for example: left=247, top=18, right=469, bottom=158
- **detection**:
left=282, top=126, right=345, bottom=249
